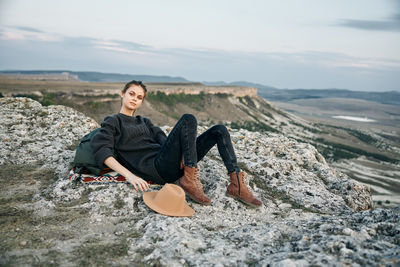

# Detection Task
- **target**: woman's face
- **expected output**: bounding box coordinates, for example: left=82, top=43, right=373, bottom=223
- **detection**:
left=120, top=85, right=145, bottom=114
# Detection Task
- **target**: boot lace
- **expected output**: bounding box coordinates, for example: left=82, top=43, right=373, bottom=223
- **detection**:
left=238, top=172, right=250, bottom=193
left=241, top=172, right=247, bottom=183
left=194, top=167, right=203, bottom=190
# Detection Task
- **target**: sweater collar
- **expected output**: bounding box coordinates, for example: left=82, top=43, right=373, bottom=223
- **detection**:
left=118, top=113, right=142, bottom=121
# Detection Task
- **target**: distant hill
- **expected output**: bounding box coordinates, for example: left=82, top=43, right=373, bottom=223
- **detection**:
left=0, top=70, right=189, bottom=83
left=2, top=70, right=399, bottom=105
left=205, top=81, right=400, bottom=106
left=203, top=80, right=278, bottom=91
left=258, top=88, right=400, bottom=106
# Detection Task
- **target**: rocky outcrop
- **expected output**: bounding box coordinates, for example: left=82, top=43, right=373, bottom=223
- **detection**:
left=1, top=97, right=397, bottom=266
left=148, top=84, right=258, bottom=97
left=0, top=97, right=98, bottom=175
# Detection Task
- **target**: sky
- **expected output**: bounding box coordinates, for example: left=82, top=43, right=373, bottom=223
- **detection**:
left=0, top=0, right=399, bottom=91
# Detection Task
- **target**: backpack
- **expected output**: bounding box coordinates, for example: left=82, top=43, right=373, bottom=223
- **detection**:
left=73, top=128, right=112, bottom=175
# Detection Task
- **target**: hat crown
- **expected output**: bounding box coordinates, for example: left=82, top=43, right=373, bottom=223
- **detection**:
left=143, top=183, right=194, bottom=217
left=152, top=184, right=186, bottom=214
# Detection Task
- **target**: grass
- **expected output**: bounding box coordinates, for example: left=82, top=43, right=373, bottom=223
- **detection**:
left=315, top=138, right=398, bottom=163
left=14, top=92, right=75, bottom=107
left=377, top=132, right=400, bottom=143
left=290, top=120, right=324, bottom=134
left=147, top=91, right=206, bottom=106
left=14, top=93, right=41, bottom=101
left=237, top=161, right=318, bottom=213
left=127, top=231, right=142, bottom=239
left=86, top=100, right=103, bottom=110
left=315, top=123, right=380, bottom=145
left=239, top=96, right=274, bottom=119
left=73, top=239, right=129, bottom=266
left=230, top=120, right=279, bottom=133
left=250, top=175, right=317, bottom=213
left=233, top=100, right=279, bottom=133
left=10, top=91, right=117, bottom=123
left=311, top=141, right=358, bottom=162
left=347, top=129, right=378, bottom=144
left=239, top=96, right=257, bottom=109
left=0, top=160, right=157, bottom=265
left=0, top=164, right=133, bottom=266
left=0, top=164, right=80, bottom=258
left=147, top=91, right=230, bottom=112
left=14, top=92, right=62, bottom=106
left=41, top=93, right=58, bottom=106
left=114, top=195, right=125, bottom=209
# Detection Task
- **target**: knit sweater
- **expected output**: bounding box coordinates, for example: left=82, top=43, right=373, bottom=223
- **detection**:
left=90, top=113, right=167, bottom=182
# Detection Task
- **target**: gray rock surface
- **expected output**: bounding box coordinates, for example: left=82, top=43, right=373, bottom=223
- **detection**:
left=1, top=97, right=398, bottom=266
left=0, top=97, right=98, bottom=175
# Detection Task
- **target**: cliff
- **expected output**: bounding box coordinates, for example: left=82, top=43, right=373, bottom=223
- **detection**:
left=1, top=97, right=398, bottom=266
left=148, top=83, right=258, bottom=98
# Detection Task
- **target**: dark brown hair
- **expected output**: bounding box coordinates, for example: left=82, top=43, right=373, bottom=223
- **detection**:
left=122, top=80, right=147, bottom=97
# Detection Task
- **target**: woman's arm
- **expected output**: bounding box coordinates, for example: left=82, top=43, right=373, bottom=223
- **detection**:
left=104, top=156, right=149, bottom=192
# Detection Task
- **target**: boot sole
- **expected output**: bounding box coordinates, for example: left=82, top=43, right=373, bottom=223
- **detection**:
left=186, top=193, right=211, bottom=206
left=226, top=192, right=262, bottom=208
left=178, top=181, right=211, bottom=205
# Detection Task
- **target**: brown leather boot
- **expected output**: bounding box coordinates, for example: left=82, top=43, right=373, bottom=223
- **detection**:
left=178, top=166, right=211, bottom=205
left=226, top=171, right=262, bottom=208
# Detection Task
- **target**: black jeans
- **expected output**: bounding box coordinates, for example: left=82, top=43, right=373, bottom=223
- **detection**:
left=154, top=114, right=240, bottom=183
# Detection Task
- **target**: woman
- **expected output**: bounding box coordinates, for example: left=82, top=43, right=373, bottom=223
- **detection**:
left=91, top=80, right=262, bottom=208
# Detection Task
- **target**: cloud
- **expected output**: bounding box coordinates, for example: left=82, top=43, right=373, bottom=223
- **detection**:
left=292, top=51, right=400, bottom=70
left=12, top=26, right=43, bottom=33
left=336, top=1, right=400, bottom=33
left=1, top=25, right=399, bottom=91
left=0, top=25, right=60, bottom=41
left=338, top=16, right=400, bottom=32
left=92, top=39, right=156, bottom=55
left=0, top=25, right=156, bottom=55
left=95, top=45, right=155, bottom=55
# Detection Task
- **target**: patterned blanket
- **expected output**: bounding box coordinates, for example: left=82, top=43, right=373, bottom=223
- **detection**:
left=68, top=167, right=158, bottom=185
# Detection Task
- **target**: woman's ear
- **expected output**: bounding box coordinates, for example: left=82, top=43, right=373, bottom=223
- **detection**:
left=120, top=91, right=124, bottom=98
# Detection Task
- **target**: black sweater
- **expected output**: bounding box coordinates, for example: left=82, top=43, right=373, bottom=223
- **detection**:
left=90, top=113, right=167, bottom=182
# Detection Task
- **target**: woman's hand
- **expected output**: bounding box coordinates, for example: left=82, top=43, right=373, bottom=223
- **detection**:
left=104, top=156, right=149, bottom=192
left=125, top=174, right=149, bottom=192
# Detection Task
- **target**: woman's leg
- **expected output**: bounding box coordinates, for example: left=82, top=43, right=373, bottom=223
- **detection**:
left=154, top=114, right=198, bottom=183
left=197, top=124, right=262, bottom=207
left=196, top=124, right=240, bottom=174
left=154, top=114, right=211, bottom=204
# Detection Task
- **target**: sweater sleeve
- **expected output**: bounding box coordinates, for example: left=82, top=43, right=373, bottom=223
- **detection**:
left=144, top=118, right=167, bottom=145
left=91, top=116, right=119, bottom=168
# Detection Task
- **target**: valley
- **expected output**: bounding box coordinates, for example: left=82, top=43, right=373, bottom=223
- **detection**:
left=274, top=98, right=400, bottom=207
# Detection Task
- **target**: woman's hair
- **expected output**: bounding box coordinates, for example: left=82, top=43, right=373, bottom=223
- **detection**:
left=122, top=80, right=147, bottom=97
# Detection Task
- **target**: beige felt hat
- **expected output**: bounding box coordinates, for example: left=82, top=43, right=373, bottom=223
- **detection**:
left=143, top=183, right=195, bottom=217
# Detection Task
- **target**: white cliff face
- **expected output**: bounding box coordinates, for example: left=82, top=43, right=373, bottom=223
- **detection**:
left=1, top=97, right=398, bottom=266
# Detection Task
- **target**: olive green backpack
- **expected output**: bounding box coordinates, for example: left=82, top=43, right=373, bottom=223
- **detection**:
left=73, top=128, right=111, bottom=175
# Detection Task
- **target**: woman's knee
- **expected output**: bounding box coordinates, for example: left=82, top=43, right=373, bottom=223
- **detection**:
left=211, top=124, right=229, bottom=137
left=181, top=113, right=197, bottom=126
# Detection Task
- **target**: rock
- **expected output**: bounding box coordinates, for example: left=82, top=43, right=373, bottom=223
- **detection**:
left=0, top=97, right=373, bottom=214
left=342, top=228, right=353, bottom=236
left=0, top=97, right=98, bottom=176
left=1, top=97, right=398, bottom=266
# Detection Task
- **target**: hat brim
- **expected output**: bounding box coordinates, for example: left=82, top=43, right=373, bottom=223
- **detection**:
left=143, top=191, right=195, bottom=217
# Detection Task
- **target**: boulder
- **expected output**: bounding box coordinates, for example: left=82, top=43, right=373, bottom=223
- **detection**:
left=0, top=97, right=98, bottom=175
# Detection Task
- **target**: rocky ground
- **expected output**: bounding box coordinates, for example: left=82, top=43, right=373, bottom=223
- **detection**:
left=0, top=97, right=399, bottom=266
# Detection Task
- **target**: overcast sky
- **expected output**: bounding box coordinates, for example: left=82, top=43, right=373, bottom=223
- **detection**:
left=0, top=0, right=399, bottom=91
